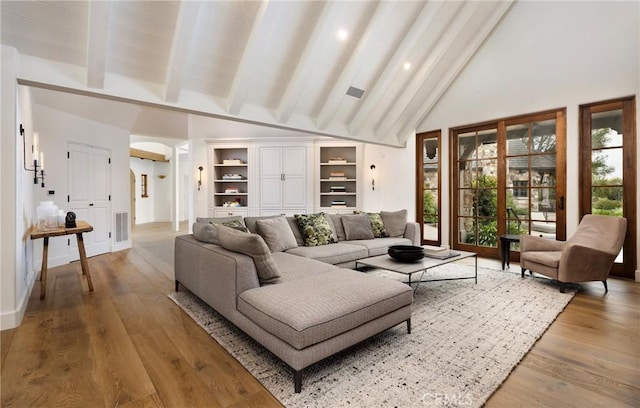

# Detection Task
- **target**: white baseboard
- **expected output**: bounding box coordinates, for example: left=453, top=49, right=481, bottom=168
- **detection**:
left=0, top=272, right=35, bottom=330
left=112, top=240, right=132, bottom=252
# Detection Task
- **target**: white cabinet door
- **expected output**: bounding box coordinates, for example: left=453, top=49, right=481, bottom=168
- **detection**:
left=259, top=146, right=307, bottom=209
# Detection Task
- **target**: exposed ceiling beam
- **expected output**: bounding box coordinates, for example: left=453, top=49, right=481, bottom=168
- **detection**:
left=275, top=1, right=343, bottom=124
left=164, top=1, right=202, bottom=103
left=86, top=1, right=111, bottom=89
left=375, top=1, right=480, bottom=140
left=227, top=0, right=273, bottom=116
left=315, top=1, right=395, bottom=130
left=348, top=1, right=444, bottom=135
left=396, top=1, right=514, bottom=145
left=130, top=148, right=169, bottom=162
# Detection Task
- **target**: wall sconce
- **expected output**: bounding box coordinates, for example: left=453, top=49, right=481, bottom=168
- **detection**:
left=197, top=166, right=203, bottom=191
left=20, top=124, right=45, bottom=187
left=370, top=164, right=376, bottom=191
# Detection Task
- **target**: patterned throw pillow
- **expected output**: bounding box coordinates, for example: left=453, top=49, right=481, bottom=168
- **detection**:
left=213, top=219, right=249, bottom=233
left=294, top=213, right=337, bottom=247
left=354, top=211, right=388, bottom=238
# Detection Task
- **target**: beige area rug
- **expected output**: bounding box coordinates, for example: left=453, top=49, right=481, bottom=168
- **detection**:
left=169, top=265, right=575, bottom=408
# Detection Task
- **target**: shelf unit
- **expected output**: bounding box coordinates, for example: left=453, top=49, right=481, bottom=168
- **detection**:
left=211, top=147, right=249, bottom=212
left=318, top=145, right=359, bottom=211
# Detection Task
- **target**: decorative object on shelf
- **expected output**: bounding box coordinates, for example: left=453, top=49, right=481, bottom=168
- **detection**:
left=20, top=124, right=45, bottom=187
left=331, top=200, right=347, bottom=207
left=222, top=173, right=243, bottom=180
left=65, top=211, right=77, bottom=228
left=223, top=158, right=244, bottom=165
left=329, top=171, right=346, bottom=180
left=328, top=157, right=347, bottom=164
left=222, top=200, right=242, bottom=207
left=224, top=187, right=240, bottom=194
left=330, top=186, right=346, bottom=193
left=370, top=164, right=376, bottom=190
left=388, top=245, right=424, bottom=262
left=198, top=166, right=203, bottom=191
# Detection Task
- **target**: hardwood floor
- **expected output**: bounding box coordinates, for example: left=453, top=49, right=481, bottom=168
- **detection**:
left=2, top=223, right=639, bottom=407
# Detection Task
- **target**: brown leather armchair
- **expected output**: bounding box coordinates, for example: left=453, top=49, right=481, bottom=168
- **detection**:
left=520, top=214, right=627, bottom=293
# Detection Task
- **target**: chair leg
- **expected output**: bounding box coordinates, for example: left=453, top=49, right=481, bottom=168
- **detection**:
left=521, top=268, right=526, bottom=278
left=559, top=282, right=566, bottom=293
left=406, top=318, right=411, bottom=334
left=175, top=280, right=179, bottom=292
left=294, top=370, right=302, bottom=393
left=602, top=280, right=608, bottom=293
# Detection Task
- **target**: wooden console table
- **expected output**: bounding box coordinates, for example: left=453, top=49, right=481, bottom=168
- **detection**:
left=30, top=221, right=94, bottom=299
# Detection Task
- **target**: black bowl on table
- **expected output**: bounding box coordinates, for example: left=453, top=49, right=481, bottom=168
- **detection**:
left=388, top=245, right=424, bottom=262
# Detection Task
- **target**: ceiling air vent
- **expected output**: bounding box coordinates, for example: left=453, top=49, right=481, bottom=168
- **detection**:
left=346, top=86, right=365, bottom=99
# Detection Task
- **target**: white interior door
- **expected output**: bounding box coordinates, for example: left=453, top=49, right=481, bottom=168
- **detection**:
left=260, top=147, right=283, bottom=207
left=68, top=143, right=111, bottom=258
left=283, top=147, right=306, bottom=208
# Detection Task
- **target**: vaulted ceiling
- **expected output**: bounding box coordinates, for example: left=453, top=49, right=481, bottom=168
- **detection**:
left=1, top=1, right=513, bottom=147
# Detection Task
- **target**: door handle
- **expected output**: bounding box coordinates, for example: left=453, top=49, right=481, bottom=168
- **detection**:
left=558, top=196, right=564, bottom=210
left=89, top=203, right=94, bottom=206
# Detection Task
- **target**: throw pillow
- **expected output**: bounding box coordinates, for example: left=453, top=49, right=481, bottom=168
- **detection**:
left=294, top=213, right=337, bottom=246
left=196, top=215, right=244, bottom=225
left=381, top=209, right=408, bottom=237
left=354, top=211, right=388, bottom=238
left=328, top=214, right=346, bottom=241
left=256, top=216, right=298, bottom=252
left=216, top=224, right=281, bottom=284
left=342, top=214, right=375, bottom=240
left=192, top=222, right=219, bottom=244
left=217, top=219, right=249, bottom=233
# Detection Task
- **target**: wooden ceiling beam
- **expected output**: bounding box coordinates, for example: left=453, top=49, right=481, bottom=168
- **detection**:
left=130, top=148, right=169, bottom=162
left=86, top=1, right=111, bottom=89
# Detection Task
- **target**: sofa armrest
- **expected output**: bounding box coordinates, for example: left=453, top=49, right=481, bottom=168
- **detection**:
left=175, top=235, right=260, bottom=317
left=403, top=222, right=421, bottom=246
left=520, top=234, right=565, bottom=252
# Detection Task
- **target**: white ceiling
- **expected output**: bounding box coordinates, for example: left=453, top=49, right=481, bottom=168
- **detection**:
left=1, top=0, right=513, bottom=147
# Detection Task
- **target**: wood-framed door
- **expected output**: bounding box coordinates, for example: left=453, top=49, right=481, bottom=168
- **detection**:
left=451, top=109, right=566, bottom=259
left=579, top=96, right=636, bottom=278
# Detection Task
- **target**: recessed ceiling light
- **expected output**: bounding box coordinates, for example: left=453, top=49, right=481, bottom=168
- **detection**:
left=337, top=29, right=348, bottom=41
left=403, top=62, right=411, bottom=71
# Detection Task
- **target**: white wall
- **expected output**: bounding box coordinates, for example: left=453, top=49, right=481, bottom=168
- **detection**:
left=130, top=158, right=155, bottom=224
left=31, top=104, right=131, bottom=268
left=417, top=1, right=639, bottom=245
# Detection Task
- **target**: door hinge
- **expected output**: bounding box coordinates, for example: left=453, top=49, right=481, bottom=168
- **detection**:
left=67, top=239, right=70, bottom=246
left=67, top=195, right=70, bottom=202
left=109, top=195, right=111, bottom=201
left=109, top=232, right=111, bottom=238
left=108, top=158, right=111, bottom=164
left=67, top=152, right=70, bottom=159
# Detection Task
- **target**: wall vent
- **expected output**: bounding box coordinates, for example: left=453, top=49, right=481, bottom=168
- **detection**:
left=115, top=212, right=129, bottom=243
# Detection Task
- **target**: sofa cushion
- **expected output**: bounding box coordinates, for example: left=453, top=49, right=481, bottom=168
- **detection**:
left=192, top=222, right=219, bottom=244
left=271, top=252, right=338, bottom=282
left=381, top=210, right=408, bottom=237
left=196, top=216, right=246, bottom=227
left=342, top=214, right=375, bottom=240
left=216, top=224, right=281, bottom=284
left=256, top=216, right=298, bottom=252
left=327, top=214, right=347, bottom=241
left=244, top=215, right=280, bottom=234
left=285, top=242, right=369, bottom=265
left=237, top=269, right=413, bottom=350
left=286, top=216, right=306, bottom=246
left=295, top=213, right=337, bottom=246
left=349, top=237, right=413, bottom=256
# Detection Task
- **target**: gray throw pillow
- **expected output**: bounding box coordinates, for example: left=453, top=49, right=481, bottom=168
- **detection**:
left=381, top=209, right=408, bottom=237
left=328, top=214, right=346, bottom=241
left=256, top=216, right=298, bottom=252
left=192, top=222, right=219, bottom=244
left=342, top=214, right=375, bottom=240
left=216, top=224, right=281, bottom=284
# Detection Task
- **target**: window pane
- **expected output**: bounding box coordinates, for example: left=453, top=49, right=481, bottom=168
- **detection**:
left=531, top=155, right=556, bottom=184
left=506, top=188, right=530, bottom=218
left=458, top=161, right=475, bottom=188
left=478, top=131, right=497, bottom=159
left=476, top=188, right=497, bottom=217
left=531, top=220, right=556, bottom=239
left=531, top=119, right=556, bottom=153
left=506, top=124, right=529, bottom=156
left=423, top=139, right=439, bottom=161
left=592, top=148, right=623, bottom=185
left=424, top=167, right=438, bottom=188
left=591, top=110, right=623, bottom=148
left=592, top=187, right=623, bottom=216
left=423, top=190, right=438, bottom=223
left=459, top=189, right=476, bottom=217
left=458, top=133, right=476, bottom=160
left=458, top=217, right=475, bottom=245
left=477, top=218, right=498, bottom=248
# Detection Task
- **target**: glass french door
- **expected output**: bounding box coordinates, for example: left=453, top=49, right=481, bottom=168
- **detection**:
left=452, top=110, right=566, bottom=258
left=416, top=131, right=441, bottom=245
left=580, top=97, right=636, bottom=278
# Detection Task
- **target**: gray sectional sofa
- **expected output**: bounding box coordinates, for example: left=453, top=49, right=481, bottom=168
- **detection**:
left=174, top=211, right=419, bottom=392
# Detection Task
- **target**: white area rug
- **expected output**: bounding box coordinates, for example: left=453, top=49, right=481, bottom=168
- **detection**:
left=169, top=265, right=575, bottom=407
